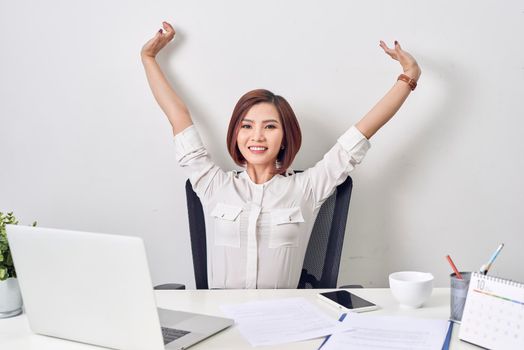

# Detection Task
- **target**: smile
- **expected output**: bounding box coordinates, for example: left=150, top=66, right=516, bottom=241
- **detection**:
left=248, top=146, right=268, bottom=151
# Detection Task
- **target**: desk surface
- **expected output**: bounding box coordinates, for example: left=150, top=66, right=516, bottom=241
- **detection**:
left=0, top=288, right=478, bottom=350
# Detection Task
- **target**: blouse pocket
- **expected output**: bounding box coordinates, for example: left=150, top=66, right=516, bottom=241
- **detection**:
left=210, top=203, right=243, bottom=248
left=269, top=207, right=305, bottom=248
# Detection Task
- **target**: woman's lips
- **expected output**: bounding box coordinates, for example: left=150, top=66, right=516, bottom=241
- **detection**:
left=248, top=146, right=268, bottom=154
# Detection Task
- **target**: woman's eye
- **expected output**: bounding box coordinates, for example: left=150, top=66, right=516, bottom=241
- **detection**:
left=265, top=124, right=277, bottom=129
left=241, top=124, right=251, bottom=129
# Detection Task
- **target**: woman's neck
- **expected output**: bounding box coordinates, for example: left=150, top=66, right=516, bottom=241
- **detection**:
left=246, top=164, right=276, bottom=184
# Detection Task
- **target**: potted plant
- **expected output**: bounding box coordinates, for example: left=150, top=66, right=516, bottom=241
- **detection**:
left=0, top=211, right=36, bottom=318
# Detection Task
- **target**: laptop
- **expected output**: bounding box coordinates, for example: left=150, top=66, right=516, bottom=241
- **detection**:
left=6, top=225, right=234, bottom=350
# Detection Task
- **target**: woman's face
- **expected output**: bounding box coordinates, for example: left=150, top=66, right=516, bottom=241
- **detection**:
left=236, top=102, right=284, bottom=169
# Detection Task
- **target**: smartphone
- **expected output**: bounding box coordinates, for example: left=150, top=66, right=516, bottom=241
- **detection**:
left=318, top=290, right=378, bottom=312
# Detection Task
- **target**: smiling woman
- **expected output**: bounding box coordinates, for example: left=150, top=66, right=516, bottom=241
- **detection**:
left=226, top=89, right=302, bottom=184
left=141, top=21, right=421, bottom=289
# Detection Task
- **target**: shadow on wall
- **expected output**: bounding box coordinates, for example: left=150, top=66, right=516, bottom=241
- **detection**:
left=342, top=56, right=477, bottom=287
left=157, top=29, right=222, bottom=149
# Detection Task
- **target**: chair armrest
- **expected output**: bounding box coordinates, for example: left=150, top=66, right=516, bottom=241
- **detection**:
left=338, top=284, right=363, bottom=288
left=154, top=283, right=186, bottom=290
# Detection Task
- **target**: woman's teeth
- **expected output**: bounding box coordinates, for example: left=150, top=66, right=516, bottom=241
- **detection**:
left=249, top=147, right=267, bottom=151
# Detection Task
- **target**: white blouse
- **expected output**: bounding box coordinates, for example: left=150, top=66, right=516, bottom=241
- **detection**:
left=174, top=125, right=371, bottom=289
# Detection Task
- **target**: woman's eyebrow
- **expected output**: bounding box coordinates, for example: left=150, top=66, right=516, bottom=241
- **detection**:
left=242, top=118, right=280, bottom=123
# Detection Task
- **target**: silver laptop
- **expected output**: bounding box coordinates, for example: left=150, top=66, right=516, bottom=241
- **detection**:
left=6, top=225, right=233, bottom=350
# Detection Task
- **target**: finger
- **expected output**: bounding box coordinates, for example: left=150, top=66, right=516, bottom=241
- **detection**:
left=394, top=40, right=402, bottom=51
left=145, top=30, right=162, bottom=46
left=156, top=29, right=174, bottom=47
left=379, top=40, right=397, bottom=59
left=162, top=21, right=176, bottom=38
left=379, top=40, right=391, bottom=52
left=154, top=29, right=165, bottom=44
left=394, top=41, right=410, bottom=61
left=149, top=29, right=167, bottom=49
left=162, top=21, right=175, bottom=31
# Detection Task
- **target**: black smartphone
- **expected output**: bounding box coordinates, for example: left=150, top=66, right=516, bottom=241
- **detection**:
left=318, top=290, right=378, bottom=312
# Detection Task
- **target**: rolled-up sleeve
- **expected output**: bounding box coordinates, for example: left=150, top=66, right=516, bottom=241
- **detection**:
left=336, top=126, right=370, bottom=164
left=173, top=125, right=228, bottom=203
left=300, top=125, right=371, bottom=206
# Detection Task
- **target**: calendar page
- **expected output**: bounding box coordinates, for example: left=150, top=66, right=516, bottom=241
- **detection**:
left=459, top=272, right=524, bottom=350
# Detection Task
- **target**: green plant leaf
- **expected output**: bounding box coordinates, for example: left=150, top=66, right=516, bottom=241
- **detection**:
left=0, top=211, right=37, bottom=279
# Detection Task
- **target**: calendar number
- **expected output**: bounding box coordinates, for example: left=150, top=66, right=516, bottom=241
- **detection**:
left=477, top=279, right=485, bottom=290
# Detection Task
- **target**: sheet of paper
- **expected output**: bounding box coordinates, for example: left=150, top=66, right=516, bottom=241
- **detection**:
left=220, top=297, right=351, bottom=346
left=321, top=313, right=449, bottom=350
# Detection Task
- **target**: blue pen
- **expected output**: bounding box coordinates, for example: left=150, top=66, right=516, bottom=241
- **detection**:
left=318, top=313, right=347, bottom=349
left=479, top=243, right=504, bottom=275
left=442, top=321, right=454, bottom=350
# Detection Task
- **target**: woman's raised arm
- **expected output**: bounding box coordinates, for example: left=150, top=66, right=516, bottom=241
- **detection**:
left=141, top=21, right=193, bottom=135
left=355, top=41, right=421, bottom=139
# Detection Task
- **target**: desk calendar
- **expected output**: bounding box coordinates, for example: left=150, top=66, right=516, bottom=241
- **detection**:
left=459, top=272, right=524, bottom=349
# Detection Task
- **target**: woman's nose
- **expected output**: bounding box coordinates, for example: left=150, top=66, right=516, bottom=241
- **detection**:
left=251, top=127, right=265, bottom=141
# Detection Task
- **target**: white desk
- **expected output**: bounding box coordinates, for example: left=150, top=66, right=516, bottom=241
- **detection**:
left=0, top=288, right=478, bottom=349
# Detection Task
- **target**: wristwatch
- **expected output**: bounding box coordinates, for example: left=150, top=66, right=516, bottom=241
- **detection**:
left=397, top=74, right=417, bottom=91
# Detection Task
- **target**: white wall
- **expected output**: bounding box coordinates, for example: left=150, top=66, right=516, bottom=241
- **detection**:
left=1, top=0, right=523, bottom=288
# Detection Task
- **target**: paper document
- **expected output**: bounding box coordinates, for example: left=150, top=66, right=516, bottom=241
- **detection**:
left=220, top=297, right=350, bottom=346
left=321, top=313, right=449, bottom=350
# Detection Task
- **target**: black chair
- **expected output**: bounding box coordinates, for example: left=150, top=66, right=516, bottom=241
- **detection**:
left=155, top=174, right=361, bottom=290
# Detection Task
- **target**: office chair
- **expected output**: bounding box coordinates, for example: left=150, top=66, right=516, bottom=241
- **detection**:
left=155, top=174, right=360, bottom=290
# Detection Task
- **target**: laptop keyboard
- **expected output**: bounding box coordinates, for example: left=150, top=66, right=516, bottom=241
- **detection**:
left=161, top=326, right=190, bottom=345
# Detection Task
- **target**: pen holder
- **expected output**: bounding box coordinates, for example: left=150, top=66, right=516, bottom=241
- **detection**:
left=450, top=272, right=471, bottom=322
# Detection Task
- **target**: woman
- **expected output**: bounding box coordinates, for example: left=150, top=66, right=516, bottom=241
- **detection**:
left=141, top=21, right=421, bottom=289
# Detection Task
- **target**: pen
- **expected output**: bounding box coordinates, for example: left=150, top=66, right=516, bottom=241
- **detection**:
left=479, top=243, right=504, bottom=275
left=318, top=313, right=347, bottom=349
left=446, top=255, right=463, bottom=280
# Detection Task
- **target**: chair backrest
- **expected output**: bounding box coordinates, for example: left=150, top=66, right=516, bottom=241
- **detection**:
left=184, top=175, right=353, bottom=289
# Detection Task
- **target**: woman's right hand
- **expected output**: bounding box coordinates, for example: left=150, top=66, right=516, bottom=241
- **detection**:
left=141, top=21, right=176, bottom=60
left=379, top=40, right=421, bottom=81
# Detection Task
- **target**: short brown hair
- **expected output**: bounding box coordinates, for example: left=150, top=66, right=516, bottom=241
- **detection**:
left=226, top=89, right=302, bottom=174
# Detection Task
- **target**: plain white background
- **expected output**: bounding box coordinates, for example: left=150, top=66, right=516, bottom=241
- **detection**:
left=1, top=0, right=523, bottom=288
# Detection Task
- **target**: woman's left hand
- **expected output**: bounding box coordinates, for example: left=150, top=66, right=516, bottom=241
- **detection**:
left=380, top=40, right=421, bottom=81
